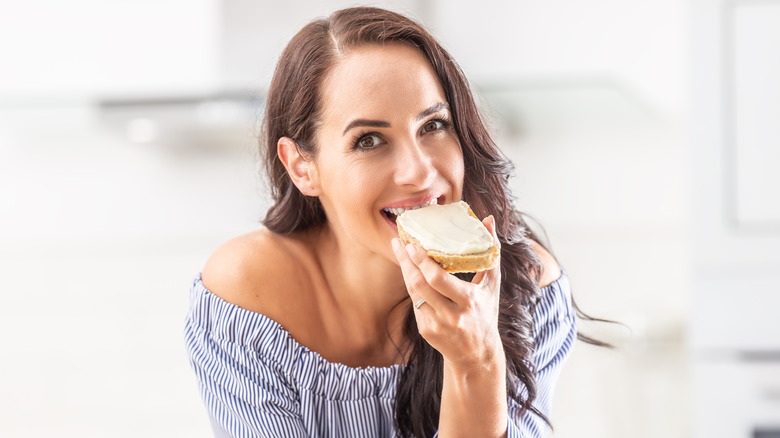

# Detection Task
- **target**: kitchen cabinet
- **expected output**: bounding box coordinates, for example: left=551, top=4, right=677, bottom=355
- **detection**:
left=690, top=0, right=780, bottom=435
left=732, top=4, right=780, bottom=226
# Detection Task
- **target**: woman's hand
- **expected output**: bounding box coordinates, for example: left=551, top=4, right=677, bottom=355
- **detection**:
left=391, top=215, right=504, bottom=371
left=392, top=215, right=509, bottom=437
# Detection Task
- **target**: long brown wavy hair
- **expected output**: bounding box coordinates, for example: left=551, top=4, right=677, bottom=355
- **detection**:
left=261, top=7, right=601, bottom=437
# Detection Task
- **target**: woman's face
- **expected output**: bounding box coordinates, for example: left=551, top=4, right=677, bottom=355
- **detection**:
left=311, top=42, right=464, bottom=263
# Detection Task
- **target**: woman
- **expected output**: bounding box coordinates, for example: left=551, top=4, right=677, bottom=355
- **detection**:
left=185, top=6, right=577, bottom=438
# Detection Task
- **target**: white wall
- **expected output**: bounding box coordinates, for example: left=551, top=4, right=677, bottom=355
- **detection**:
left=430, top=0, right=689, bottom=120
left=0, top=0, right=220, bottom=100
left=0, top=105, right=262, bottom=437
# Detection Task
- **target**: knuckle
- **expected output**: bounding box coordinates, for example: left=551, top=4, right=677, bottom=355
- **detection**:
left=443, top=311, right=463, bottom=331
left=462, top=298, right=477, bottom=314
left=427, top=270, right=447, bottom=290
left=453, top=314, right=469, bottom=332
left=407, top=274, right=427, bottom=292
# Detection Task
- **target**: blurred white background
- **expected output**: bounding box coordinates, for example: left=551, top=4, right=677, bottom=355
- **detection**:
left=1, top=1, right=779, bottom=437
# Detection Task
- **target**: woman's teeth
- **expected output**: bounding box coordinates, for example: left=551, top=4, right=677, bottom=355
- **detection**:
left=382, top=199, right=438, bottom=219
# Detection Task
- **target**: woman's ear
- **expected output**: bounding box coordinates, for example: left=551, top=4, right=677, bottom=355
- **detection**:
left=277, top=137, right=321, bottom=197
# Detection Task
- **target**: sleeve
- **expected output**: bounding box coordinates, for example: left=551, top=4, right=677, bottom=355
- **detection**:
left=185, top=323, right=310, bottom=438
left=506, top=276, right=578, bottom=438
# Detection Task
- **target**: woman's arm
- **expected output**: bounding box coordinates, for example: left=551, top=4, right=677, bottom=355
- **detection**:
left=393, top=216, right=570, bottom=438
left=392, top=216, right=510, bottom=437
left=440, top=342, right=508, bottom=437
left=185, top=327, right=310, bottom=438
left=186, top=245, right=312, bottom=438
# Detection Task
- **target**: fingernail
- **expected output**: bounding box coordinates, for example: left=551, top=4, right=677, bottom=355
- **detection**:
left=391, top=238, right=400, bottom=251
left=405, top=244, right=417, bottom=258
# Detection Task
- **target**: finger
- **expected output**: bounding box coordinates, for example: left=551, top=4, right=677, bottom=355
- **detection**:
left=473, top=215, right=502, bottom=290
left=404, top=243, right=466, bottom=305
left=391, top=239, right=445, bottom=309
left=482, top=215, right=501, bottom=250
left=471, top=251, right=501, bottom=288
left=473, top=258, right=501, bottom=292
left=411, top=294, right=436, bottom=318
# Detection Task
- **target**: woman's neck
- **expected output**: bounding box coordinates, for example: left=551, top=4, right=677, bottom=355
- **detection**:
left=307, top=224, right=412, bottom=366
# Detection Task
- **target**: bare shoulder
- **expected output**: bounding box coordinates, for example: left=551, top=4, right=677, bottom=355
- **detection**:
left=529, top=239, right=562, bottom=288
left=201, top=228, right=310, bottom=317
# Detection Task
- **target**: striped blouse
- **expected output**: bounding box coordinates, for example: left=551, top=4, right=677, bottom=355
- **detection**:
left=184, top=270, right=576, bottom=438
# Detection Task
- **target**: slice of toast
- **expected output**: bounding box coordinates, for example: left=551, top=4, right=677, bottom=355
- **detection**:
left=396, top=201, right=499, bottom=273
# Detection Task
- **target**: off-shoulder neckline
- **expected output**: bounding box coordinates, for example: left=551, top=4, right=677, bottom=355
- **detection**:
left=189, top=270, right=568, bottom=373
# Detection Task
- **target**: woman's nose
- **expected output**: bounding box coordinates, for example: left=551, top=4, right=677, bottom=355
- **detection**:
left=393, top=139, right=436, bottom=188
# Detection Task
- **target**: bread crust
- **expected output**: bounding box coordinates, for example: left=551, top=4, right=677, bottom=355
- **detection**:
left=396, top=205, right=499, bottom=273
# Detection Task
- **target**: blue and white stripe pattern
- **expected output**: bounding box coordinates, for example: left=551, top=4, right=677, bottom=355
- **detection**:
left=184, top=270, right=576, bottom=438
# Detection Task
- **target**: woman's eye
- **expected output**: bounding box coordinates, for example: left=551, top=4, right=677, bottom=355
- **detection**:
left=422, top=120, right=443, bottom=133
left=358, top=134, right=381, bottom=149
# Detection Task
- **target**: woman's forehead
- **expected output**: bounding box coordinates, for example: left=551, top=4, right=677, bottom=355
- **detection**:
left=319, top=43, right=448, bottom=129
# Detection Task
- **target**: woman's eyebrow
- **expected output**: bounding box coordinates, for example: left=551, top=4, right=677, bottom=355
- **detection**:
left=341, top=102, right=450, bottom=136
left=342, top=119, right=391, bottom=136
left=415, top=102, right=449, bottom=121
